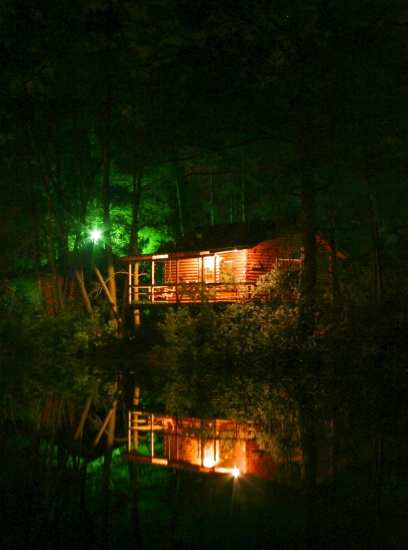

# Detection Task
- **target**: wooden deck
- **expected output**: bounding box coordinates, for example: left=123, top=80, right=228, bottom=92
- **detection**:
left=128, top=282, right=268, bottom=305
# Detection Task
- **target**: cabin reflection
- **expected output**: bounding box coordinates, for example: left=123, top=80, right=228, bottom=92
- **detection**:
left=123, top=411, right=297, bottom=480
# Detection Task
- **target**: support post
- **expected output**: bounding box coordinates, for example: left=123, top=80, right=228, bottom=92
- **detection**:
left=133, top=263, right=140, bottom=325
left=176, top=416, right=179, bottom=460
left=201, top=418, right=205, bottom=467
left=150, top=414, right=155, bottom=458
left=151, top=260, right=155, bottom=303
left=176, top=260, right=179, bottom=303
left=128, top=411, right=131, bottom=453
left=133, top=387, right=140, bottom=452
left=128, top=263, right=132, bottom=304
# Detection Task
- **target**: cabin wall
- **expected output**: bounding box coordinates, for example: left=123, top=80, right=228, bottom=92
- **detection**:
left=176, top=435, right=200, bottom=465
left=165, top=258, right=201, bottom=284
left=245, top=440, right=279, bottom=479
left=245, top=234, right=335, bottom=294
left=164, top=252, right=247, bottom=285
left=215, top=250, right=246, bottom=283
left=165, top=433, right=220, bottom=467
left=246, top=240, right=279, bottom=284
left=163, top=417, right=220, bottom=467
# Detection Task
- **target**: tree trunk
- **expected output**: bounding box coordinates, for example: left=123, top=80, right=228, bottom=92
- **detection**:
left=369, top=193, right=383, bottom=304
left=74, top=397, right=92, bottom=445
left=101, top=0, right=118, bottom=333
left=93, top=262, right=123, bottom=332
left=81, top=389, right=121, bottom=469
left=46, top=204, right=64, bottom=314
left=27, top=155, right=46, bottom=314
left=128, top=460, right=143, bottom=550
left=128, top=386, right=142, bottom=548
left=371, top=387, right=384, bottom=547
left=298, top=152, right=317, bottom=336
left=130, top=167, right=143, bottom=255
left=175, top=176, right=185, bottom=236
left=74, top=269, right=93, bottom=315
left=297, top=106, right=319, bottom=543
left=101, top=387, right=118, bottom=548
left=36, top=151, right=94, bottom=315
left=209, top=167, right=214, bottom=225
left=127, top=168, right=143, bottom=329
left=298, top=389, right=318, bottom=544
left=328, top=185, right=341, bottom=311
left=240, top=174, right=245, bottom=223
left=331, top=402, right=341, bottom=548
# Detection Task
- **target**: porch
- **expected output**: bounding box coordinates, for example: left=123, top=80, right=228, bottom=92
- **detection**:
left=127, top=249, right=262, bottom=305
left=128, top=281, right=257, bottom=305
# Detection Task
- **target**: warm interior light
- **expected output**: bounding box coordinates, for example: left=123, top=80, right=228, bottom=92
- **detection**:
left=203, top=458, right=216, bottom=468
left=91, top=229, right=102, bottom=242
left=232, top=466, right=240, bottom=478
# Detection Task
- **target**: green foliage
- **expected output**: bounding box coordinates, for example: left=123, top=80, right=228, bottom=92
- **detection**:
left=26, top=313, right=105, bottom=399
left=0, top=306, right=119, bottom=431
left=156, top=269, right=311, bottom=457
left=155, top=261, right=408, bottom=470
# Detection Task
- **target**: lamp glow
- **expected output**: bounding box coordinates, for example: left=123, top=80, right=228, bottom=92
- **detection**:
left=232, top=466, right=240, bottom=478
left=90, top=229, right=102, bottom=242
left=203, top=458, right=216, bottom=468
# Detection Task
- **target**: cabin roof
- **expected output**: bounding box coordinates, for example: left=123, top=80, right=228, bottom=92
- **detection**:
left=124, top=221, right=282, bottom=261
left=166, top=220, right=277, bottom=253
left=123, top=220, right=346, bottom=262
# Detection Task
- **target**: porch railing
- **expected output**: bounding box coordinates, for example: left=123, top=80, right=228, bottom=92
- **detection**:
left=128, top=282, right=260, bottom=304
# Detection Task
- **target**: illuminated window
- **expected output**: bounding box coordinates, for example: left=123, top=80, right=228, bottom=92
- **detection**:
left=203, top=256, right=214, bottom=282
left=220, top=259, right=235, bottom=283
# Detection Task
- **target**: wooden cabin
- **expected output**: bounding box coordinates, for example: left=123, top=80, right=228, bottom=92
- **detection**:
left=122, top=222, right=345, bottom=479
left=124, top=221, right=345, bottom=306
left=123, top=410, right=299, bottom=480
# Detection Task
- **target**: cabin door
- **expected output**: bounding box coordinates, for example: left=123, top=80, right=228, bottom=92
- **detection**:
left=203, top=256, right=215, bottom=282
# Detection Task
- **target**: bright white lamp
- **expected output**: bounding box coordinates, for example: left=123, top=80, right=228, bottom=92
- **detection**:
left=90, top=229, right=102, bottom=243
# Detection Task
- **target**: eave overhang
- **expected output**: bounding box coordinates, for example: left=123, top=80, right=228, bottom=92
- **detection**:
left=123, top=245, right=249, bottom=263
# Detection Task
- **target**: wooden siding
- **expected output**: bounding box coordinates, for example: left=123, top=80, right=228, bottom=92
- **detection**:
left=164, top=252, right=247, bottom=285
left=165, top=257, right=201, bottom=284
left=245, top=440, right=280, bottom=479
left=246, top=241, right=279, bottom=284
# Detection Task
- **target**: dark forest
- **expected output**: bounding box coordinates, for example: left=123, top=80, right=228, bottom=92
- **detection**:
left=1, top=1, right=408, bottom=549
